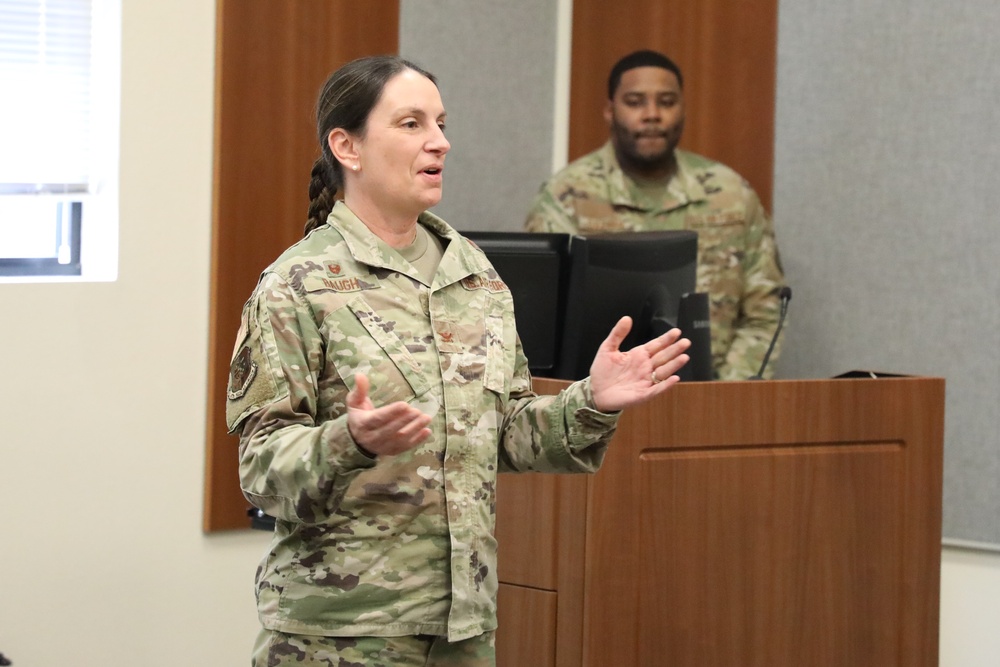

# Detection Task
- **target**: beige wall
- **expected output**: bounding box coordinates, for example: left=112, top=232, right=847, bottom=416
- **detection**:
left=941, top=547, right=1000, bottom=666
left=0, top=1, right=998, bottom=665
left=0, top=1, right=267, bottom=664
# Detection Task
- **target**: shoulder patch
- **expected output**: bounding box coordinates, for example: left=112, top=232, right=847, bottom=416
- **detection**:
left=225, top=301, right=282, bottom=432
left=227, top=346, right=257, bottom=400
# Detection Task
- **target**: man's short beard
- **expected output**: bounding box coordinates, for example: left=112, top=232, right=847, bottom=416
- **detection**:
left=609, top=116, right=683, bottom=176
left=627, top=147, right=673, bottom=169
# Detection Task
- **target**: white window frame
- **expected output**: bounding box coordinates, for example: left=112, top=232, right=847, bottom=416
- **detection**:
left=0, top=0, right=120, bottom=283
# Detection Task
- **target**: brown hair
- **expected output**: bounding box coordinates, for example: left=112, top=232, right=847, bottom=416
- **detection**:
left=305, top=55, right=437, bottom=235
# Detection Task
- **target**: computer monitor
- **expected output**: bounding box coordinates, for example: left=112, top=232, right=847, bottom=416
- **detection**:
left=462, top=231, right=572, bottom=377
left=553, top=231, right=713, bottom=382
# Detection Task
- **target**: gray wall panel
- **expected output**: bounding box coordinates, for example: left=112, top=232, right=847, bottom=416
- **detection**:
left=400, top=0, right=557, bottom=232
left=401, top=0, right=1000, bottom=545
left=774, top=1, right=1000, bottom=545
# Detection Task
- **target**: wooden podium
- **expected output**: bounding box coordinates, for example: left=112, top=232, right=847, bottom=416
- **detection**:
left=495, top=376, right=944, bottom=667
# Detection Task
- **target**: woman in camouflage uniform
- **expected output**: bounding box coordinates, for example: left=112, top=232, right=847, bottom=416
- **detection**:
left=228, top=55, right=690, bottom=667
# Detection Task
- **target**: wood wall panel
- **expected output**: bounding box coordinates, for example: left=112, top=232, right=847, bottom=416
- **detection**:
left=570, top=0, right=777, bottom=211
left=204, top=1, right=399, bottom=531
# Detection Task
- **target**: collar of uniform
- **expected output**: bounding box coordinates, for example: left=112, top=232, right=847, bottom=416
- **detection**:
left=327, top=201, right=442, bottom=278
left=414, top=208, right=495, bottom=287
left=327, top=201, right=489, bottom=288
left=327, top=201, right=403, bottom=272
left=600, top=142, right=710, bottom=214
left=429, top=213, right=498, bottom=286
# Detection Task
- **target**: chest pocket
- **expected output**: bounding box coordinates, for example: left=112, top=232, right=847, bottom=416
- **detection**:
left=575, top=198, right=630, bottom=233
left=431, top=290, right=511, bottom=398
left=687, top=212, right=747, bottom=309
left=334, top=296, right=432, bottom=402
left=689, top=211, right=746, bottom=247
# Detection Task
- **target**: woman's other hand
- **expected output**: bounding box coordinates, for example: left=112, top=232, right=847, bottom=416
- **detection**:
left=589, top=316, right=691, bottom=413
left=346, top=374, right=432, bottom=457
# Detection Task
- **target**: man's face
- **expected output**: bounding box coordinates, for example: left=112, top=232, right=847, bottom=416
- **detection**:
left=605, top=66, right=685, bottom=171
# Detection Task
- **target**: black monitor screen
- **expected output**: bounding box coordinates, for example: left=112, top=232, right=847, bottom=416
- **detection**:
left=554, top=231, right=710, bottom=382
left=462, top=231, right=571, bottom=376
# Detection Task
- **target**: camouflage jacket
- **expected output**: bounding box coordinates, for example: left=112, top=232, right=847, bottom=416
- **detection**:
left=525, top=142, right=787, bottom=380
left=226, top=201, right=619, bottom=642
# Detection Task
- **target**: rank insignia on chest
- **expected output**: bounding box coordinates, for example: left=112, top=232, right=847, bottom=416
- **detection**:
left=695, top=172, right=723, bottom=195
left=227, top=345, right=257, bottom=400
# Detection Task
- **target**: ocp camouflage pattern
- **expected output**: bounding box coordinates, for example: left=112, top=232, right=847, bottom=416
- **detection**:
left=525, top=142, right=787, bottom=380
left=227, top=201, right=619, bottom=642
left=253, top=628, right=495, bottom=666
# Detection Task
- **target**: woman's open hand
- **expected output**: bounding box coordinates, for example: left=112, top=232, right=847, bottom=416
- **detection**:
left=589, top=317, right=691, bottom=413
left=346, top=374, right=432, bottom=457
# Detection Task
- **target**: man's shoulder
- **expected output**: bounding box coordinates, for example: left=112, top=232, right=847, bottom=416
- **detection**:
left=549, top=144, right=613, bottom=183
left=677, top=149, right=756, bottom=192
left=677, top=149, right=740, bottom=179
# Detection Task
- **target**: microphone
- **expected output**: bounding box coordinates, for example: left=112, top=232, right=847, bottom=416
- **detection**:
left=748, top=286, right=792, bottom=380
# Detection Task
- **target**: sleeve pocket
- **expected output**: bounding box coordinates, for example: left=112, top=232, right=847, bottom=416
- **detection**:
left=484, top=305, right=509, bottom=396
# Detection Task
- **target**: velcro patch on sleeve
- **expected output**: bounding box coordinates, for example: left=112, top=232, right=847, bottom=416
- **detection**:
left=225, top=304, right=281, bottom=432
left=227, top=346, right=258, bottom=400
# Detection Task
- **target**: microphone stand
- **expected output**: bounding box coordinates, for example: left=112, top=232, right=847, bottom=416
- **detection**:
left=748, top=286, right=792, bottom=380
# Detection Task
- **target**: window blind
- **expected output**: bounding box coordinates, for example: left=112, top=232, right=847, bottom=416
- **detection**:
left=0, top=0, right=93, bottom=194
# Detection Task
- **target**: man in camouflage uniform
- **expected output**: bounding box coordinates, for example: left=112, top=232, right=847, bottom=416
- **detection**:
left=525, top=49, right=787, bottom=381
left=228, top=201, right=628, bottom=662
